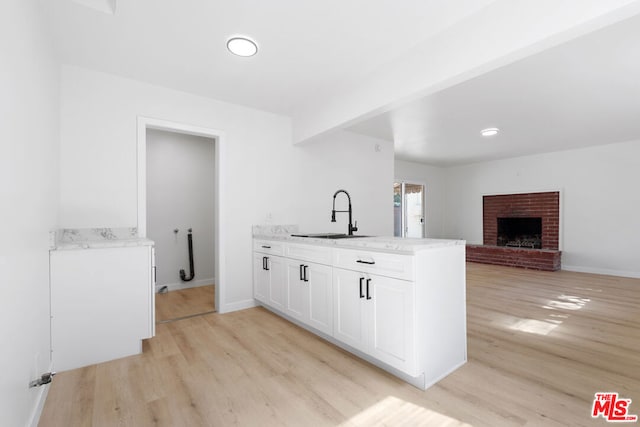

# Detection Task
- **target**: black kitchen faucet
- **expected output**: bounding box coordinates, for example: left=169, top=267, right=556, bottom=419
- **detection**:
left=331, top=189, right=358, bottom=235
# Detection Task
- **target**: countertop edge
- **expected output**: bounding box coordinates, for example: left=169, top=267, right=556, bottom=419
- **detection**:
left=51, top=238, right=155, bottom=251
left=253, top=233, right=465, bottom=254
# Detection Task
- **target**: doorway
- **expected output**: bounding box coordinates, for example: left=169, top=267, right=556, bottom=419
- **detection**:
left=146, top=129, right=215, bottom=321
left=393, top=182, right=425, bottom=238
left=137, top=117, right=226, bottom=320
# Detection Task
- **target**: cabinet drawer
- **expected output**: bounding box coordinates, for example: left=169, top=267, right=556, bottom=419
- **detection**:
left=333, top=248, right=414, bottom=281
left=253, top=240, right=285, bottom=256
left=285, top=243, right=333, bottom=265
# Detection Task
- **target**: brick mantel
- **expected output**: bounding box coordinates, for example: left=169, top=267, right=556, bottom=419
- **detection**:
left=483, top=191, right=560, bottom=250
left=467, top=191, right=561, bottom=271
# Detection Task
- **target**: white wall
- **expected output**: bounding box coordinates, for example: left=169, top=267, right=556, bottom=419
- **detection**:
left=441, top=140, right=640, bottom=278
left=394, top=160, right=448, bottom=238
left=59, top=66, right=395, bottom=311
left=146, top=129, right=215, bottom=290
left=59, top=65, right=293, bottom=311
left=0, top=1, right=59, bottom=425
left=290, top=130, right=394, bottom=237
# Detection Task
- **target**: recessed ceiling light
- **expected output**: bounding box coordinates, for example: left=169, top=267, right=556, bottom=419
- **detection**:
left=226, top=36, right=258, bottom=57
left=481, top=127, right=500, bottom=137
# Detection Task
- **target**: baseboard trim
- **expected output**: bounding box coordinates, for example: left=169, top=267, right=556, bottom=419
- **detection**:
left=562, top=265, right=640, bottom=279
left=155, top=278, right=215, bottom=293
left=28, top=361, right=53, bottom=427
left=220, top=299, right=256, bottom=313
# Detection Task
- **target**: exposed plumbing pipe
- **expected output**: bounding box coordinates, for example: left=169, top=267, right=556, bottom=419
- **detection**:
left=180, top=228, right=195, bottom=282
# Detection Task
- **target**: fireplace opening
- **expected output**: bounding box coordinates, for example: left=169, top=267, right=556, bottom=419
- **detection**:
left=497, top=217, right=542, bottom=249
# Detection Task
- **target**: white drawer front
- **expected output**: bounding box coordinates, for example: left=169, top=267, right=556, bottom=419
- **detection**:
left=333, top=248, right=414, bottom=281
left=285, top=243, right=333, bottom=265
left=254, top=240, right=285, bottom=256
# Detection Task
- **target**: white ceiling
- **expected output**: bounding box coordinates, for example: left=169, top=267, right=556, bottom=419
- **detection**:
left=47, top=1, right=640, bottom=166
left=47, top=0, right=495, bottom=115
left=346, top=12, right=640, bottom=165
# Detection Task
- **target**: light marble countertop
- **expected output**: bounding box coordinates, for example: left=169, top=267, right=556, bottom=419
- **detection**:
left=252, top=225, right=464, bottom=254
left=51, top=227, right=154, bottom=251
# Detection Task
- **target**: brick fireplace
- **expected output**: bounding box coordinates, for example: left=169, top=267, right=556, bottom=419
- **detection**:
left=466, top=191, right=561, bottom=271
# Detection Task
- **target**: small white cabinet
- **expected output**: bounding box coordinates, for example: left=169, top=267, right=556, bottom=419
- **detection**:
left=50, top=244, right=154, bottom=372
left=253, top=247, right=286, bottom=310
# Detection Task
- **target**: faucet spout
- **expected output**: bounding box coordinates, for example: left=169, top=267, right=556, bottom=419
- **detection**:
left=331, top=189, right=358, bottom=235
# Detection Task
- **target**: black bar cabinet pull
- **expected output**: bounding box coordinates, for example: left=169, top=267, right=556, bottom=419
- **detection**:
left=303, top=265, right=309, bottom=282
left=356, top=259, right=375, bottom=265
left=359, top=277, right=364, bottom=298
left=265, top=257, right=269, bottom=271
left=366, top=278, right=372, bottom=300
left=261, top=245, right=271, bottom=249
left=299, top=264, right=304, bottom=280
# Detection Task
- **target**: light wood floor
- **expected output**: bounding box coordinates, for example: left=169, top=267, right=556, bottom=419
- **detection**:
left=40, top=263, right=640, bottom=426
left=155, top=285, right=215, bottom=322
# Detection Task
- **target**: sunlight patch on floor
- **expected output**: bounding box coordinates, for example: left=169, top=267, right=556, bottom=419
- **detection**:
left=339, top=395, right=471, bottom=426
left=543, top=294, right=590, bottom=311
left=491, top=313, right=564, bottom=336
left=508, top=318, right=560, bottom=335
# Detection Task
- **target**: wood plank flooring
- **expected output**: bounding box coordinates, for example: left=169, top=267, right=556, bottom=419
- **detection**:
left=155, top=285, right=215, bottom=322
left=40, top=263, right=640, bottom=426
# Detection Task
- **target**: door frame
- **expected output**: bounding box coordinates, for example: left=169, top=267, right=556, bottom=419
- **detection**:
left=137, top=116, right=226, bottom=313
left=394, top=179, right=426, bottom=238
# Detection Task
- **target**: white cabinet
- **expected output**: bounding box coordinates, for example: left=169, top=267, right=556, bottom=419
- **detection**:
left=285, top=259, right=333, bottom=335
left=252, top=237, right=466, bottom=390
left=333, top=268, right=416, bottom=375
left=253, top=252, right=270, bottom=303
left=50, top=245, right=154, bottom=372
left=333, top=248, right=414, bottom=281
left=333, top=268, right=367, bottom=350
left=253, top=252, right=286, bottom=310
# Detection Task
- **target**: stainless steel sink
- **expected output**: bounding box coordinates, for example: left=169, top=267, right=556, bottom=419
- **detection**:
left=291, top=233, right=371, bottom=239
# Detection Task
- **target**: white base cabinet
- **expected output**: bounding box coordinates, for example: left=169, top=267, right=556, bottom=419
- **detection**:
left=334, top=268, right=416, bottom=375
left=285, top=260, right=333, bottom=335
left=50, top=245, right=155, bottom=372
left=253, top=237, right=466, bottom=390
left=253, top=253, right=286, bottom=310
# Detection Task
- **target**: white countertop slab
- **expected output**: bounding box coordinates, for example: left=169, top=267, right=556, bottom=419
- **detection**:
left=51, top=227, right=154, bottom=250
left=253, top=227, right=464, bottom=254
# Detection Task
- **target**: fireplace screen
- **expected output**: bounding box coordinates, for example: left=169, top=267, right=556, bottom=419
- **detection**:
left=497, top=217, right=542, bottom=249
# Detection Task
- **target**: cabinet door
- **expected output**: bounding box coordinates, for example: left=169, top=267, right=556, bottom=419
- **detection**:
left=253, top=253, right=270, bottom=303
left=285, top=260, right=308, bottom=322
left=306, top=263, right=333, bottom=335
left=268, top=256, right=286, bottom=310
left=368, top=275, right=417, bottom=375
left=332, top=268, right=367, bottom=352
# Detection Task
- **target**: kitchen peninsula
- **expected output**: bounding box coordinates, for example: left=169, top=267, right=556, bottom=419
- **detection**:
left=253, top=225, right=467, bottom=390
